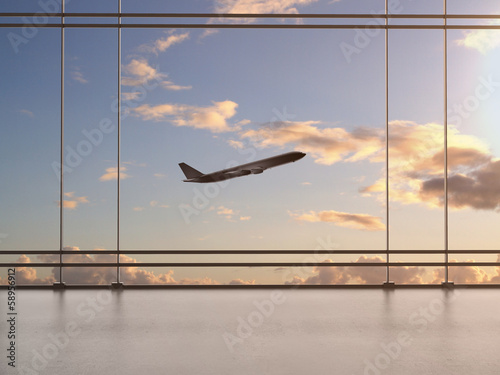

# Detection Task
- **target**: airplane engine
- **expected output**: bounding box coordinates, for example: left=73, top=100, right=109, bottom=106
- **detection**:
left=225, top=170, right=251, bottom=178
left=250, top=168, right=264, bottom=174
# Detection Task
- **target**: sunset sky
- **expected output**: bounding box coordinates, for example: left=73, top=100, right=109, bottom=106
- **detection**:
left=1, top=0, right=499, bottom=285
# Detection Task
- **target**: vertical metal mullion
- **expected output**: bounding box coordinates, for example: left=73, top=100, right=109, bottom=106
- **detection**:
left=385, top=0, right=390, bottom=284
left=59, top=0, right=65, bottom=284
left=117, top=0, right=122, bottom=284
left=444, top=0, right=449, bottom=283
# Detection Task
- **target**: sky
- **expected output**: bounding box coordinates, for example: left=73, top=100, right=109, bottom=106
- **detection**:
left=1, top=0, right=500, bottom=285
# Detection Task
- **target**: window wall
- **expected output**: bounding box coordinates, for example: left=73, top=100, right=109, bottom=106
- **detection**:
left=1, top=0, right=499, bottom=286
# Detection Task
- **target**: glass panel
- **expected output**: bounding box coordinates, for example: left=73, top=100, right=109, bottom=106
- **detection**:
left=388, top=29, right=445, bottom=251
left=65, top=0, right=118, bottom=13
left=395, top=0, right=443, bottom=14
left=120, top=266, right=273, bottom=285
left=120, top=27, right=386, bottom=264
left=298, top=266, right=387, bottom=285
left=390, top=254, right=443, bottom=263
left=118, top=265, right=389, bottom=285
left=65, top=17, right=118, bottom=24
left=0, top=0, right=59, bottom=13
left=447, top=29, right=500, bottom=262
left=448, top=0, right=500, bottom=15
left=121, top=0, right=386, bottom=15
left=448, top=266, right=497, bottom=284
left=0, top=28, right=60, bottom=251
left=389, top=266, right=437, bottom=284
left=0, top=15, right=61, bottom=24
left=122, top=0, right=213, bottom=14
left=63, top=29, right=118, bottom=250
left=63, top=267, right=116, bottom=285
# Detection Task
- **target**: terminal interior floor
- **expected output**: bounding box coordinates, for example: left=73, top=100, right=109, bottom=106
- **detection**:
left=2, top=289, right=499, bottom=375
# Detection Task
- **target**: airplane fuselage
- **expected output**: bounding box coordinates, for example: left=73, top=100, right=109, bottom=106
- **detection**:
left=179, top=151, right=306, bottom=183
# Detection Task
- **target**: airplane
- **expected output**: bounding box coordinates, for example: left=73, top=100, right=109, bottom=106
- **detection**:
left=179, top=151, right=306, bottom=183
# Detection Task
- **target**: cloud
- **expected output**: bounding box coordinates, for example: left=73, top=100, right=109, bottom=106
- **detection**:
left=345, top=256, right=425, bottom=285
left=71, top=67, right=88, bottom=84
left=121, top=59, right=191, bottom=92
left=57, top=192, right=89, bottom=210
left=132, top=100, right=239, bottom=133
left=122, top=92, right=142, bottom=101
left=300, top=256, right=500, bottom=285
left=489, top=254, right=500, bottom=284
left=217, top=205, right=235, bottom=220
left=154, top=173, right=167, bottom=179
left=215, top=206, right=250, bottom=221
left=5, top=251, right=500, bottom=286
left=99, top=167, right=131, bottom=181
left=455, top=26, right=500, bottom=54
left=228, top=278, right=256, bottom=285
left=132, top=201, right=168, bottom=212
left=432, top=260, right=491, bottom=284
left=240, top=121, right=383, bottom=165
left=297, top=259, right=351, bottom=285
left=141, top=31, right=190, bottom=55
left=208, top=0, right=325, bottom=26
left=356, top=120, right=499, bottom=211
left=290, top=210, right=385, bottom=231
left=199, top=29, right=219, bottom=40
left=121, top=59, right=165, bottom=86
left=420, top=160, right=500, bottom=211
left=213, top=0, right=319, bottom=15
left=227, top=139, right=244, bottom=149
left=9, top=255, right=56, bottom=284
left=19, top=109, right=34, bottom=118
left=4, top=248, right=223, bottom=285
left=160, top=81, right=192, bottom=91
left=241, top=119, right=500, bottom=212
left=285, top=257, right=426, bottom=285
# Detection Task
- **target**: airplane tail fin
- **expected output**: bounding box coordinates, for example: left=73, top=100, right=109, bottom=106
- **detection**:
left=179, top=163, right=203, bottom=179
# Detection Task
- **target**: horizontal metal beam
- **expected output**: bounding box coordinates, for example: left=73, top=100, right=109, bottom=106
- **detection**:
left=2, top=284, right=500, bottom=289
left=1, top=23, right=500, bottom=29
left=1, top=249, right=499, bottom=254
left=1, top=12, right=499, bottom=19
left=2, top=262, right=500, bottom=267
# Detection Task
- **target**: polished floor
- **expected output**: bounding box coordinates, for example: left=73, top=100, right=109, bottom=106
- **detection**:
left=2, top=289, right=499, bottom=374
